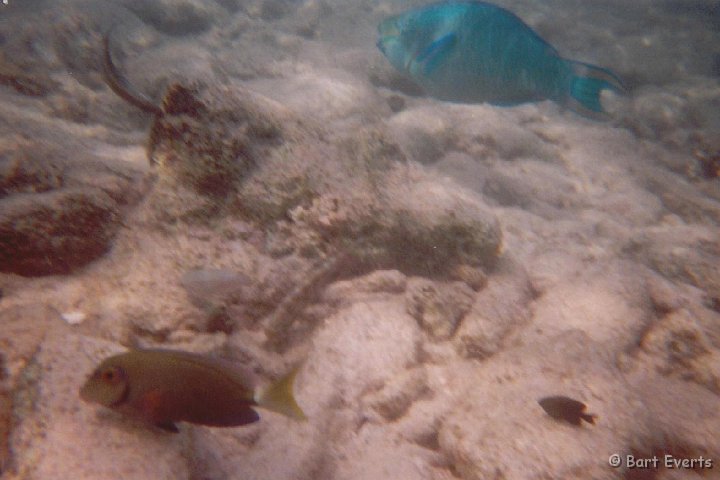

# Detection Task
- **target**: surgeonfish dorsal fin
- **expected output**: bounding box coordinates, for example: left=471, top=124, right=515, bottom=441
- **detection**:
left=255, top=365, right=307, bottom=421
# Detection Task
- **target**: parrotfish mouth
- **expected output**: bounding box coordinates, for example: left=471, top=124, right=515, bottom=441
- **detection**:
left=376, top=18, right=399, bottom=57
left=377, top=17, right=400, bottom=37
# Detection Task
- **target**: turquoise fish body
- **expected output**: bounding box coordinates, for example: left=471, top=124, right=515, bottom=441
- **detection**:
left=377, top=1, right=623, bottom=117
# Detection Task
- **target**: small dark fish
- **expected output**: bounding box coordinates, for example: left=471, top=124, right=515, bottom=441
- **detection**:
left=102, top=32, right=163, bottom=116
left=80, top=349, right=306, bottom=432
left=538, top=395, right=597, bottom=426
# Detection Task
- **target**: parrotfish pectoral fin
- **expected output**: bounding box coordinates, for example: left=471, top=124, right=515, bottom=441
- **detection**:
left=566, top=60, right=625, bottom=119
left=256, top=365, right=307, bottom=421
left=414, top=33, right=457, bottom=76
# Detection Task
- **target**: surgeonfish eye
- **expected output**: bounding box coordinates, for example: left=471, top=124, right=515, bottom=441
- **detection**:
left=80, top=362, right=129, bottom=407
left=99, top=365, right=125, bottom=385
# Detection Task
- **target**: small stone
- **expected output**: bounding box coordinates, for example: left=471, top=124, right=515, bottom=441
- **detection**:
left=323, top=269, right=407, bottom=306
left=364, top=368, right=429, bottom=421
left=386, top=95, right=406, bottom=113
left=60, top=311, right=86, bottom=325
left=449, top=264, right=488, bottom=291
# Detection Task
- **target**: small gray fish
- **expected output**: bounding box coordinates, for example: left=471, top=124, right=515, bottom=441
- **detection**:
left=538, top=395, right=596, bottom=426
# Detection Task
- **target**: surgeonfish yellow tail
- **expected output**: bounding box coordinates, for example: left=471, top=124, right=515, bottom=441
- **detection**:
left=255, top=365, right=307, bottom=421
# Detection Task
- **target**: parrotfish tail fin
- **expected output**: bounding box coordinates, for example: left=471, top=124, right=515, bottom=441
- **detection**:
left=581, top=412, right=597, bottom=425
left=256, top=365, right=307, bottom=421
left=566, top=60, right=626, bottom=119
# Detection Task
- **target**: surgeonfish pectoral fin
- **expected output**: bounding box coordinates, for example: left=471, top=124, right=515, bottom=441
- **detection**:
left=581, top=413, right=597, bottom=425
left=256, top=365, right=307, bottom=421
left=413, top=33, right=457, bottom=76
left=155, top=421, right=180, bottom=433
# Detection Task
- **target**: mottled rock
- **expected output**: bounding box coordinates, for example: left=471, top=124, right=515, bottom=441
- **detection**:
left=149, top=84, right=283, bottom=199
left=120, top=0, right=225, bottom=35
left=363, top=367, right=428, bottom=422
left=0, top=188, right=119, bottom=276
left=0, top=133, right=146, bottom=277
left=638, top=309, right=720, bottom=393
left=0, top=52, right=55, bottom=97
left=448, top=264, right=488, bottom=291
left=645, top=270, right=689, bottom=315
left=394, top=398, right=445, bottom=450
left=642, top=167, right=720, bottom=224
left=262, top=254, right=365, bottom=351
left=0, top=304, right=65, bottom=380
left=384, top=107, right=451, bottom=165
left=520, top=261, right=652, bottom=351
left=482, top=160, right=588, bottom=215
left=323, top=269, right=407, bottom=307
left=406, top=279, right=474, bottom=340
left=147, top=84, right=501, bottom=280
left=243, top=0, right=297, bottom=20
left=0, top=353, right=10, bottom=473
left=625, top=375, right=720, bottom=479
left=382, top=177, right=502, bottom=274
left=302, top=300, right=421, bottom=418
left=454, top=262, right=533, bottom=359
left=332, top=429, right=439, bottom=480
left=0, top=137, right=64, bottom=198
left=9, top=334, right=189, bottom=480
left=634, top=224, right=720, bottom=303
left=49, top=13, right=106, bottom=90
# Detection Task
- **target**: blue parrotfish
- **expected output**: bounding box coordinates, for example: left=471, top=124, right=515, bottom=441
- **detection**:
left=377, top=1, right=625, bottom=117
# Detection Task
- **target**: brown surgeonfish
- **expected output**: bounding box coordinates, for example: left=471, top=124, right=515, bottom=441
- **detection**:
left=538, top=395, right=597, bottom=426
left=80, top=349, right=306, bottom=432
